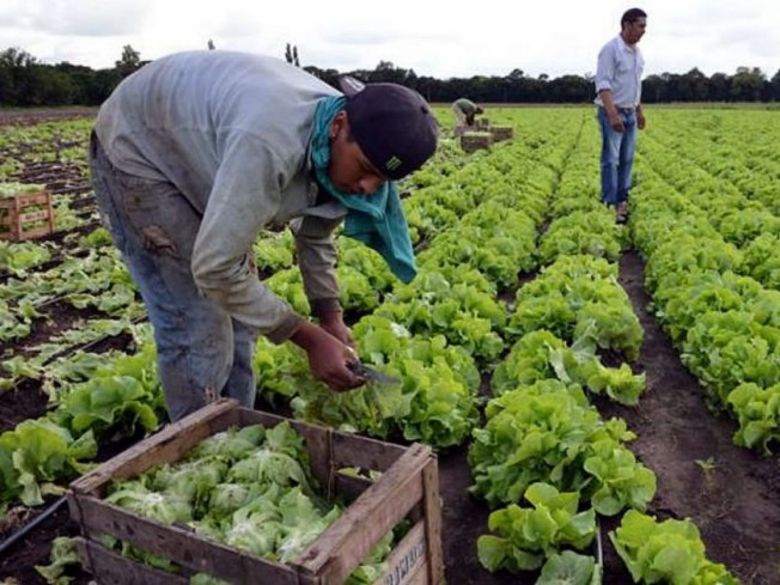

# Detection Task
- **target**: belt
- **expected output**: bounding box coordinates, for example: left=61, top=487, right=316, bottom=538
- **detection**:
left=598, top=105, right=635, bottom=114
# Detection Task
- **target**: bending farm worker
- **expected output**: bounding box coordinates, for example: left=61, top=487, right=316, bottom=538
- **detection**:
left=452, top=97, right=484, bottom=135
left=90, top=50, right=438, bottom=421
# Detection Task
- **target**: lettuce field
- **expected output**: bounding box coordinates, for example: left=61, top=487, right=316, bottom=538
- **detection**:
left=0, top=105, right=779, bottom=584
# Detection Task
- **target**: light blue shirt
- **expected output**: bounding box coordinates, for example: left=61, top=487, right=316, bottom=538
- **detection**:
left=594, top=35, right=644, bottom=108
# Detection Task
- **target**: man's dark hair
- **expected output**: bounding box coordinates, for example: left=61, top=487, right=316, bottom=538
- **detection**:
left=621, top=8, right=647, bottom=27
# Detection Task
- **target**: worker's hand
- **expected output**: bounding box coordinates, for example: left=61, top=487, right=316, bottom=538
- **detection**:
left=608, top=111, right=625, bottom=133
left=637, top=110, right=646, bottom=130
left=318, top=310, right=355, bottom=348
left=290, top=322, right=364, bottom=392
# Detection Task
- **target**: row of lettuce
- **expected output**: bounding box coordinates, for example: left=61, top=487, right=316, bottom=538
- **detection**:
left=640, top=112, right=780, bottom=292
left=0, top=118, right=92, bottom=180
left=469, top=123, right=733, bottom=584
left=631, top=124, right=780, bottom=454
left=0, top=225, right=146, bottom=391
left=1, top=117, right=117, bottom=362
left=643, top=110, right=780, bottom=216
left=0, top=118, right=96, bottom=267
left=1, top=109, right=737, bottom=584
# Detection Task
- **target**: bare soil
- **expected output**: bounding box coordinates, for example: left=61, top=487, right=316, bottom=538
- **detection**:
left=0, top=302, right=107, bottom=359
left=0, top=107, right=97, bottom=128
left=0, top=379, right=50, bottom=433
left=601, top=251, right=780, bottom=584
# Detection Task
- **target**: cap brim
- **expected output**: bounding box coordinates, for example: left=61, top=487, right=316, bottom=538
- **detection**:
left=337, top=75, right=366, bottom=96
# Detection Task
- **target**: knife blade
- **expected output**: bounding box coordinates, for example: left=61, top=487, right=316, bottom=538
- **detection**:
left=347, top=361, right=401, bottom=385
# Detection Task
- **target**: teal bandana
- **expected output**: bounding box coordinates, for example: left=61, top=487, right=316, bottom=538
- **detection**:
left=309, top=96, right=417, bottom=283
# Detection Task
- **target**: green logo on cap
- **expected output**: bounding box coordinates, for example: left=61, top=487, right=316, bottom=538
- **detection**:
left=385, top=156, right=402, bottom=171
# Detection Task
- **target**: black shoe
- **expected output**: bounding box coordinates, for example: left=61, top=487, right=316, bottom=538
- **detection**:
left=615, top=202, right=628, bottom=224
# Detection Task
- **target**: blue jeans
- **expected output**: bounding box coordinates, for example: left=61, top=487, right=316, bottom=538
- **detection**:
left=597, top=107, right=637, bottom=206
left=89, top=134, right=257, bottom=421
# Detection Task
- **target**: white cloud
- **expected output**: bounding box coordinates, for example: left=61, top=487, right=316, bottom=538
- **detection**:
left=0, top=0, right=777, bottom=77
left=0, top=0, right=152, bottom=37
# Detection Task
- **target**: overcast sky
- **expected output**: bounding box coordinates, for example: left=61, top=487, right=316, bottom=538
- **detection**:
left=1, top=0, right=778, bottom=79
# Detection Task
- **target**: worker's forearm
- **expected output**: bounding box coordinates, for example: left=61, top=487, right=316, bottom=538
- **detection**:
left=598, top=90, right=618, bottom=117
left=290, top=320, right=320, bottom=351
left=292, top=216, right=341, bottom=313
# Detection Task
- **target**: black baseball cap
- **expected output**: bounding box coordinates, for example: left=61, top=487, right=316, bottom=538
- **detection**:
left=342, top=81, right=439, bottom=180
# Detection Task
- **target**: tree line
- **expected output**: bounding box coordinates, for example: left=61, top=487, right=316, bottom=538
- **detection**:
left=1, top=44, right=778, bottom=107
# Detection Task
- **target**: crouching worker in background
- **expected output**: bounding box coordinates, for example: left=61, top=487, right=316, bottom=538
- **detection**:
left=452, top=97, right=484, bottom=136
left=89, top=50, right=438, bottom=421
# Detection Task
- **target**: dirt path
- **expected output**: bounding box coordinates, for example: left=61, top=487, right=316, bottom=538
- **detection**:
left=0, top=107, right=97, bottom=127
left=598, top=250, right=780, bottom=584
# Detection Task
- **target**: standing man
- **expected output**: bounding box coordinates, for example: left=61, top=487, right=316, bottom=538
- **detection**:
left=452, top=98, right=484, bottom=136
left=595, top=8, right=647, bottom=223
left=90, top=51, right=438, bottom=421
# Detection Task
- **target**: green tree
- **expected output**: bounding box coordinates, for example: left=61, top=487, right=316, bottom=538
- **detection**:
left=31, top=65, right=74, bottom=105
left=708, top=72, right=730, bottom=102
left=363, top=61, right=412, bottom=85
left=683, top=68, right=709, bottom=101
left=770, top=69, right=780, bottom=101
left=115, top=44, right=141, bottom=79
left=730, top=66, right=765, bottom=101
left=303, top=65, right=339, bottom=88
left=0, top=47, right=37, bottom=105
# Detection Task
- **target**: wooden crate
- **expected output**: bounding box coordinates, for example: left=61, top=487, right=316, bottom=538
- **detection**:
left=0, top=190, right=55, bottom=241
left=475, top=118, right=490, bottom=130
left=460, top=132, right=493, bottom=153
left=68, top=399, right=444, bottom=585
left=488, top=126, right=514, bottom=142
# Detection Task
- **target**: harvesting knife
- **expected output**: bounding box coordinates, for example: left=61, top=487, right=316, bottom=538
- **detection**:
left=347, top=360, right=401, bottom=385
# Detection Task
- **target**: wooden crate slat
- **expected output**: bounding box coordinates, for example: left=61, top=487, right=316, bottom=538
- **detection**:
left=404, top=563, right=429, bottom=585
left=19, top=226, right=52, bottom=240
left=75, top=537, right=189, bottom=585
left=0, top=192, right=49, bottom=209
left=16, top=192, right=50, bottom=206
left=378, top=559, right=427, bottom=585
left=334, top=475, right=426, bottom=522
left=0, top=190, right=54, bottom=240
left=18, top=209, right=50, bottom=223
left=331, top=431, right=406, bottom=472
left=70, top=399, right=238, bottom=498
left=294, top=443, right=431, bottom=584
left=489, top=126, right=514, bottom=141
left=74, top=497, right=300, bottom=584
left=373, top=521, right=428, bottom=585
left=333, top=472, right=374, bottom=501
left=421, top=459, right=444, bottom=584
left=460, top=132, right=492, bottom=153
